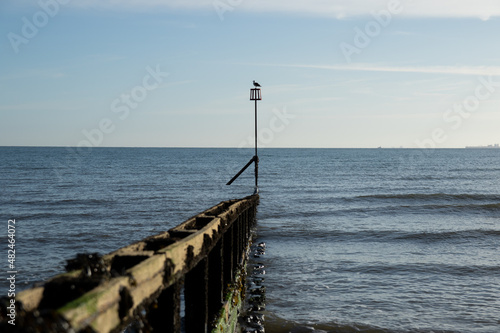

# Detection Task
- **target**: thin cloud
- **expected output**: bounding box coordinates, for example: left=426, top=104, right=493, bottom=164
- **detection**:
left=63, top=0, right=500, bottom=19
left=264, top=63, right=500, bottom=76
left=0, top=102, right=81, bottom=112
left=390, top=31, right=421, bottom=37
left=0, top=69, right=66, bottom=81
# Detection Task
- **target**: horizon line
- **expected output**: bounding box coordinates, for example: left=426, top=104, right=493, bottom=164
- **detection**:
left=1, top=145, right=495, bottom=149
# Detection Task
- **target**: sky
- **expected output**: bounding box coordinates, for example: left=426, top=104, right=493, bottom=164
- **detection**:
left=1, top=0, right=500, bottom=148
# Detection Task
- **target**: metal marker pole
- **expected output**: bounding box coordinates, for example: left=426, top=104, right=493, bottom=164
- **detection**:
left=226, top=84, right=261, bottom=194
left=254, top=98, right=259, bottom=193
left=255, top=98, right=257, bottom=157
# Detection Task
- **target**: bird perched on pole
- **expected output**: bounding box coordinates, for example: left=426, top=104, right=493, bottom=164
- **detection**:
left=253, top=80, right=261, bottom=87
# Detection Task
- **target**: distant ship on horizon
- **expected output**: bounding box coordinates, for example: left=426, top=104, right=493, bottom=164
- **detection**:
left=465, top=143, right=500, bottom=149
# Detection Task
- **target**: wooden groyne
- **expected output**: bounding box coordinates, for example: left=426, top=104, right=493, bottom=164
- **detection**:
left=1, top=195, right=259, bottom=332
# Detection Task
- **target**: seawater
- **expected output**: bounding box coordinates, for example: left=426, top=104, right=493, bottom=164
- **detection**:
left=1, top=147, right=499, bottom=332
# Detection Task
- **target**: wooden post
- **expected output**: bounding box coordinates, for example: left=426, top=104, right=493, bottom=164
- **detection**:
left=208, top=240, right=223, bottom=323
left=148, top=281, right=182, bottom=332
left=223, top=225, right=234, bottom=291
left=185, top=258, right=208, bottom=333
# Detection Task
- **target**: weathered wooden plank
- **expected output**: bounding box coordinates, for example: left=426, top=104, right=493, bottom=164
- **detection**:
left=58, top=276, right=129, bottom=330
left=2, top=195, right=259, bottom=333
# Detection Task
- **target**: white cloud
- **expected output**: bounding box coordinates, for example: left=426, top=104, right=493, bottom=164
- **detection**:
left=67, top=0, right=500, bottom=19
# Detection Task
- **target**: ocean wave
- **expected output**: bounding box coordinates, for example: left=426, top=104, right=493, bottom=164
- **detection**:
left=262, top=228, right=500, bottom=244
left=278, top=193, right=500, bottom=217
left=342, top=262, right=500, bottom=277
left=265, top=313, right=392, bottom=333
left=264, top=313, right=459, bottom=333
left=14, top=211, right=105, bottom=222
left=53, top=198, right=116, bottom=206
left=332, top=203, right=500, bottom=217
left=261, top=228, right=399, bottom=242
left=356, top=193, right=500, bottom=202
left=5, top=198, right=116, bottom=207
left=396, top=229, right=500, bottom=241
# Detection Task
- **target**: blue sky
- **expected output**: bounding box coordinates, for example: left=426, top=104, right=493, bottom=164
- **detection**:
left=1, top=0, right=500, bottom=148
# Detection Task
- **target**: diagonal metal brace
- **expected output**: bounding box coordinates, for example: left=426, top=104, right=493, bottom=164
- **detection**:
left=226, top=156, right=257, bottom=186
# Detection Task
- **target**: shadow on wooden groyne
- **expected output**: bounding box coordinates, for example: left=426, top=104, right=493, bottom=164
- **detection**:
left=0, top=195, right=259, bottom=333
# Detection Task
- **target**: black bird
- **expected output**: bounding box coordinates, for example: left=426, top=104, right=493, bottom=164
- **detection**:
left=253, top=80, right=261, bottom=87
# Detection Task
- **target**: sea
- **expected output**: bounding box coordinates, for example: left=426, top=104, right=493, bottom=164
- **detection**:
left=1, top=147, right=499, bottom=333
